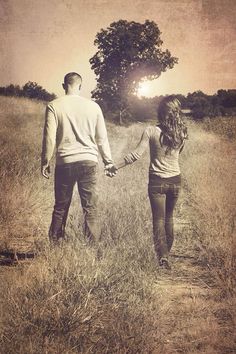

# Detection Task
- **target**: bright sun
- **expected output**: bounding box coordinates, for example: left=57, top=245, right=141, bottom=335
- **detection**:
left=136, top=81, right=150, bottom=98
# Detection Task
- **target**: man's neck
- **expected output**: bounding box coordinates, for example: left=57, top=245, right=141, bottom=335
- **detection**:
left=66, top=89, right=80, bottom=96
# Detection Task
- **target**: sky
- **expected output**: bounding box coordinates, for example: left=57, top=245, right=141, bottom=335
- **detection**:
left=0, top=0, right=236, bottom=98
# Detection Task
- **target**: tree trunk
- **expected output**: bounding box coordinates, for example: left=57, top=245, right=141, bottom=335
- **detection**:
left=119, top=110, right=123, bottom=125
left=119, top=108, right=127, bottom=125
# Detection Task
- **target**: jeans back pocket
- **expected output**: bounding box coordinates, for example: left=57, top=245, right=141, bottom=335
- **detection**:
left=148, top=184, right=163, bottom=195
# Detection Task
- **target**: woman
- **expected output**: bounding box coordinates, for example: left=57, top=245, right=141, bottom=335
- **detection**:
left=115, top=96, right=188, bottom=269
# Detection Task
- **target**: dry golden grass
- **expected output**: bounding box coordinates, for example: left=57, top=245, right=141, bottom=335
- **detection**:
left=182, top=121, right=236, bottom=295
left=0, top=97, right=235, bottom=353
left=201, top=115, right=236, bottom=140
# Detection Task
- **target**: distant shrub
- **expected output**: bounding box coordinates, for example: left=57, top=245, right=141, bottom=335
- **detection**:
left=0, top=82, right=56, bottom=102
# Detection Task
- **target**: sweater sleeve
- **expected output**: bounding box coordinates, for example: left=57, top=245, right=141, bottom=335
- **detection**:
left=124, top=127, right=150, bottom=164
left=95, top=105, right=113, bottom=166
left=41, top=104, right=57, bottom=165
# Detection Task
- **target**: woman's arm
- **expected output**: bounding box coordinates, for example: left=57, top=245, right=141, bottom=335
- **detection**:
left=117, top=128, right=150, bottom=169
left=124, top=128, right=149, bottom=163
left=105, top=127, right=150, bottom=176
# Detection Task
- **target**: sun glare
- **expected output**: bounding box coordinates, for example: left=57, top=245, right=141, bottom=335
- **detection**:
left=136, top=81, right=151, bottom=98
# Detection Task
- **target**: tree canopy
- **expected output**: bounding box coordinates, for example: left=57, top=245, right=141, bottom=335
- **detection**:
left=90, top=20, right=178, bottom=123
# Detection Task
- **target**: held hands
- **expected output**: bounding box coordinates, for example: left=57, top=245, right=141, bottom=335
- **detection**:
left=41, top=163, right=51, bottom=179
left=104, top=158, right=129, bottom=177
left=104, top=163, right=118, bottom=178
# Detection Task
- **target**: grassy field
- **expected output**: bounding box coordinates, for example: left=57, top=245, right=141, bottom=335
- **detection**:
left=0, top=96, right=235, bottom=353
left=201, top=115, right=236, bottom=140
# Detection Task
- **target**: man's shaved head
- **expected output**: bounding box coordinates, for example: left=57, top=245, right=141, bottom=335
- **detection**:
left=63, top=72, right=82, bottom=88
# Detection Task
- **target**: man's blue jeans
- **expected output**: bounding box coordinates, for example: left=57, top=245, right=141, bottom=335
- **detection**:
left=49, top=161, right=100, bottom=242
left=148, top=175, right=181, bottom=260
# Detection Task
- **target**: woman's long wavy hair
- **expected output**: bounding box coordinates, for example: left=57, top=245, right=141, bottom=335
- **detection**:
left=157, top=96, right=188, bottom=153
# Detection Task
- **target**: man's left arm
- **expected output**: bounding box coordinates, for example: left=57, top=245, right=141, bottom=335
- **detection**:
left=95, top=106, right=113, bottom=163
left=41, top=104, right=57, bottom=178
left=95, top=105, right=118, bottom=177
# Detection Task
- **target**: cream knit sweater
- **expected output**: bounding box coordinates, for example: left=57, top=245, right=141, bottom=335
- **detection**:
left=41, top=94, right=113, bottom=166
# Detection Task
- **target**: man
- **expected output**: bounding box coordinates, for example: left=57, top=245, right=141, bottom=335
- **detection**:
left=41, top=72, right=116, bottom=244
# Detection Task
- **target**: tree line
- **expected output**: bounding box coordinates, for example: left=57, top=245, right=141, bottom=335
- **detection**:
left=125, top=89, right=236, bottom=123
left=0, top=81, right=56, bottom=102
left=1, top=81, right=235, bottom=122
left=178, top=89, right=236, bottom=120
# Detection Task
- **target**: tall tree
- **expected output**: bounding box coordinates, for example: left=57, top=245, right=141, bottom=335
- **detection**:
left=90, top=20, right=178, bottom=123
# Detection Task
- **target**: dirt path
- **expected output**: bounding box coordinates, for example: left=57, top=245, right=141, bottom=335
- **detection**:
left=149, top=181, right=233, bottom=354
left=147, top=210, right=226, bottom=353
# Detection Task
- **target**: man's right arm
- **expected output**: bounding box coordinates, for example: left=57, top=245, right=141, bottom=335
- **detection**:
left=41, top=104, right=57, bottom=178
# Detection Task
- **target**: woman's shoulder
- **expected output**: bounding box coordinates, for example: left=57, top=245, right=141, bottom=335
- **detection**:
left=144, top=125, right=161, bottom=137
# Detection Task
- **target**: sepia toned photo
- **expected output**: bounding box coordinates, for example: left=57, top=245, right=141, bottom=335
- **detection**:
left=0, top=0, right=235, bottom=352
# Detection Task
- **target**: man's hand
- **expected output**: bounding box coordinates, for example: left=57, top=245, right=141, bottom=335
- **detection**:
left=41, top=163, right=51, bottom=179
left=104, top=164, right=118, bottom=178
